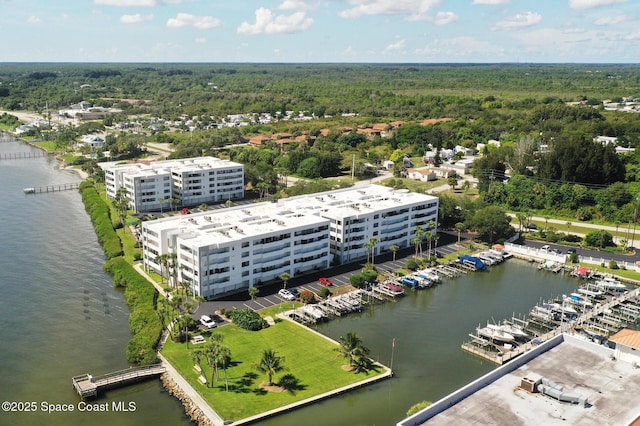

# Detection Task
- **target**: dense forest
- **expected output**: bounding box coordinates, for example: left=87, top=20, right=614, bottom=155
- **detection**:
left=3, top=63, right=640, bottom=241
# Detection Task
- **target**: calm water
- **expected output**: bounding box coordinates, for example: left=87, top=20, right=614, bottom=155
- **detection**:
left=0, top=138, right=190, bottom=426
left=0, top=137, right=580, bottom=426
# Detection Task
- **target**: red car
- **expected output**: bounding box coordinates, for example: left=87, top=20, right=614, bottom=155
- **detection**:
left=319, top=277, right=333, bottom=286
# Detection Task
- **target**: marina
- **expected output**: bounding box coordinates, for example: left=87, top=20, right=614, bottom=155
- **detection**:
left=462, top=277, right=640, bottom=365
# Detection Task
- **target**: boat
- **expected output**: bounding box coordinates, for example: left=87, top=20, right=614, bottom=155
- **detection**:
left=564, top=293, right=593, bottom=309
left=593, top=276, right=626, bottom=291
left=577, top=284, right=604, bottom=298
left=476, top=326, right=515, bottom=343
left=23, top=187, right=35, bottom=194
left=417, top=268, right=441, bottom=283
left=458, top=255, right=487, bottom=271
left=496, top=321, right=529, bottom=339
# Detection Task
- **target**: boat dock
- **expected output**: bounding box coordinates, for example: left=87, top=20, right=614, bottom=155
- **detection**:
left=72, top=364, right=166, bottom=399
left=1, top=151, right=52, bottom=160
left=24, top=182, right=80, bottom=194
left=462, top=286, right=640, bottom=365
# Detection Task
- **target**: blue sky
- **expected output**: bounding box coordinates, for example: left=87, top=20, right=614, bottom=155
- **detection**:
left=0, top=0, right=638, bottom=63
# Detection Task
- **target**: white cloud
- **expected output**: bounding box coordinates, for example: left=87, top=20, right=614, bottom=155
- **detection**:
left=94, top=0, right=157, bottom=6
left=278, top=0, right=318, bottom=12
left=492, top=11, right=542, bottom=31
left=120, top=14, right=153, bottom=24
left=237, top=7, right=314, bottom=35
left=167, top=13, right=221, bottom=29
left=594, top=15, right=627, bottom=26
left=569, top=0, right=626, bottom=10
left=27, top=16, right=42, bottom=25
left=472, top=0, right=509, bottom=4
left=338, top=0, right=442, bottom=22
left=434, top=11, right=458, bottom=25
left=383, top=38, right=406, bottom=54
left=194, top=37, right=207, bottom=44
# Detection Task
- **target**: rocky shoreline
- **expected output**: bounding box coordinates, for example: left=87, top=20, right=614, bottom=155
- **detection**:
left=161, top=373, right=215, bottom=426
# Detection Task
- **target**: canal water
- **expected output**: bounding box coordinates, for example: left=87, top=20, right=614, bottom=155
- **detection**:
left=0, top=137, right=580, bottom=426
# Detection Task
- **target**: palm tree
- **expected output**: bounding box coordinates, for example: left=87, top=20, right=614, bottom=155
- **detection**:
left=425, top=231, right=434, bottom=258
left=415, top=225, right=424, bottom=257
left=368, top=237, right=379, bottom=265
left=516, top=212, right=527, bottom=232
left=218, top=345, right=232, bottom=392
left=191, top=348, right=205, bottom=380
left=249, top=287, right=259, bottom=305
left=280, top=272, right=291, bottom=290
left=390, top=244, right=400, bottom=262
left=364, top=240, right=373, bottom=264
left=412, top=237, right=421, bottom=258
left=335, top=332, right=370, bottom=369
left=169, top=197, right=180, bottom=212
left=156, top=253, right=169, bottom=284
left=454, top=222, right=465, bottom=245
left=157, top=196, right=166, bottom=214
left=254, top=349, right=286, bottom=386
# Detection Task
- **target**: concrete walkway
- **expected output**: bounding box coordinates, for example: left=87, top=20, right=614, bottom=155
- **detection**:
left=158, top=353, right=226, bottom=426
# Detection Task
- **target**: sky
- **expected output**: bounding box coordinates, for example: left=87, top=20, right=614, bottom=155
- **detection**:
left=0, top=0, right=638, bottom=63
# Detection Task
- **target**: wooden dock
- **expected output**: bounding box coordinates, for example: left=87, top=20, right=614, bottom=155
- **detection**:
left=72, top=364, right=166, bottom=399
left=24, top=182, right=80, bottom=194
left=1, top=151, right=52, bottom=160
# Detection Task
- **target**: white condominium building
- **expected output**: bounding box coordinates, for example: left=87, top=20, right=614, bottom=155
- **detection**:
left=101, top=156, right=244, bottom=213
left=141, top=184, right=438, bottom=299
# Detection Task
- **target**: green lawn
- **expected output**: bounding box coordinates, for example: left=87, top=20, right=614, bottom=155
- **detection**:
left=162, top=318, right=386, bottom=422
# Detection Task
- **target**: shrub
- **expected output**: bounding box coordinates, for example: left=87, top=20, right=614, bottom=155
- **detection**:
left=361, top=269, right=378, bottom=283
left=133, top=252, right=142, bottom=261
left=300, top=289, right=316, bottom=304
left=350, top=273, right=365, bottom=288
left=79, top=181, right=123, bottom=259
left=228, top=308, right=268, bottom=331
left=317, top=286, right=331, bottom=299
left=405, top=259, right=419, bottom=270
left=609, top=260, right=619, bottom=269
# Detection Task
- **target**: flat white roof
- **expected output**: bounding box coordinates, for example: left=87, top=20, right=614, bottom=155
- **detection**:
left=99, top=156, right=242, bottom=175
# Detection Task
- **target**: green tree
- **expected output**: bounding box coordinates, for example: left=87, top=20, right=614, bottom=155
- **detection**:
left=249, top=287, right=259, bottom=305
left=390, top=244, right=400, bottom=261
left=468, top=206, right=514, bottom=244
left=455, top=222, right=466, bottom=245
left=335, top=332, right=371, bottom=371
left=254, top=349, right=286, bottom=386
left=280, top=272, right=291, bottom=289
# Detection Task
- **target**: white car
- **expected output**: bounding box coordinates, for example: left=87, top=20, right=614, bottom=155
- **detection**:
left=278, top=289, right=295, bottom=301
left=199, top=315, right=216, bottom=328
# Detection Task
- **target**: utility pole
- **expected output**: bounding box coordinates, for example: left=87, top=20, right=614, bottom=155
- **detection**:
left=351, top=154, right=355, bottom=180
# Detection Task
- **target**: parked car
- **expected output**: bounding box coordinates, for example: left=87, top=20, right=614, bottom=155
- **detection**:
left=319, top=277, right=333, bottom=286
left=551, top=248, right=562, bottom=255
left=278, top=289, right=295, bottom=301
left=540, top=245, right=550, bottom=251
left=199, top=315, right=216, bottom=328
left=567, top=248, right=577, bottom=254
left=288, top=288, right=300, bottom=298
left=525, top=223, right=538, bottom=230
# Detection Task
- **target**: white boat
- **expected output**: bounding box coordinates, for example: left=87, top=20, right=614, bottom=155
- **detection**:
left=577, top=285, right=604, bottom=298
left=23, top=187, right=35, bottom=194
left=496, top=321, right=529, bottom=339
left=417, top=269, right=441, bottom=283
left=564, top=293, right=593, bottom=308
left=477, top=326, right=515, bottom=343
left=593, top=276, right=626, bottom=291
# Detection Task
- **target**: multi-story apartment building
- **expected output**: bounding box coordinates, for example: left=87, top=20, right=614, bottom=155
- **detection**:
left=141, top=184, right=438, bottom=299
left=101, top=156, right=244, bottom=213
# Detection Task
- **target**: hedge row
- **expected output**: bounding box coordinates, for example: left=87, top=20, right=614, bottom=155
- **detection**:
left=79, top=181, right=123, bottom=259
left=104, top=257, right=162, bottom=365
left=79, top=181, right=161, bottom=365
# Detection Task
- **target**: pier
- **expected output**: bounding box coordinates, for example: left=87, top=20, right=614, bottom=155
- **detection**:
left=72, top=364, right=166, bottom=399
left=24, top=182, right=80, bottom=194
left=462, top=286, right=640, bottom=365
left=1, top=151, right=52, bottom=160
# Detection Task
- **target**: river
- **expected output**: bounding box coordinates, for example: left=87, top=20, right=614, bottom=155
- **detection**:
left=0, top=136, right=580, bottom=426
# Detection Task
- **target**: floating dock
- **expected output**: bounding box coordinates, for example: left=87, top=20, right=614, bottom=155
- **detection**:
left=72, top=364, right=166, bottom=399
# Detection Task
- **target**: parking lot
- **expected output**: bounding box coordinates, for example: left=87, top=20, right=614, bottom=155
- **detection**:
left=194, top=231, right=463, bottom=319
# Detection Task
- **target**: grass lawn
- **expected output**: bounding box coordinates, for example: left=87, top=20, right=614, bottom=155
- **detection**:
left=162, top=318, right=387, bottom=422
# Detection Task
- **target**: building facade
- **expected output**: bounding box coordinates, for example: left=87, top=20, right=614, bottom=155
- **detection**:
left=101, top=156, right=244, bottom=213
left=141, top=184, right=438, bottom=299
